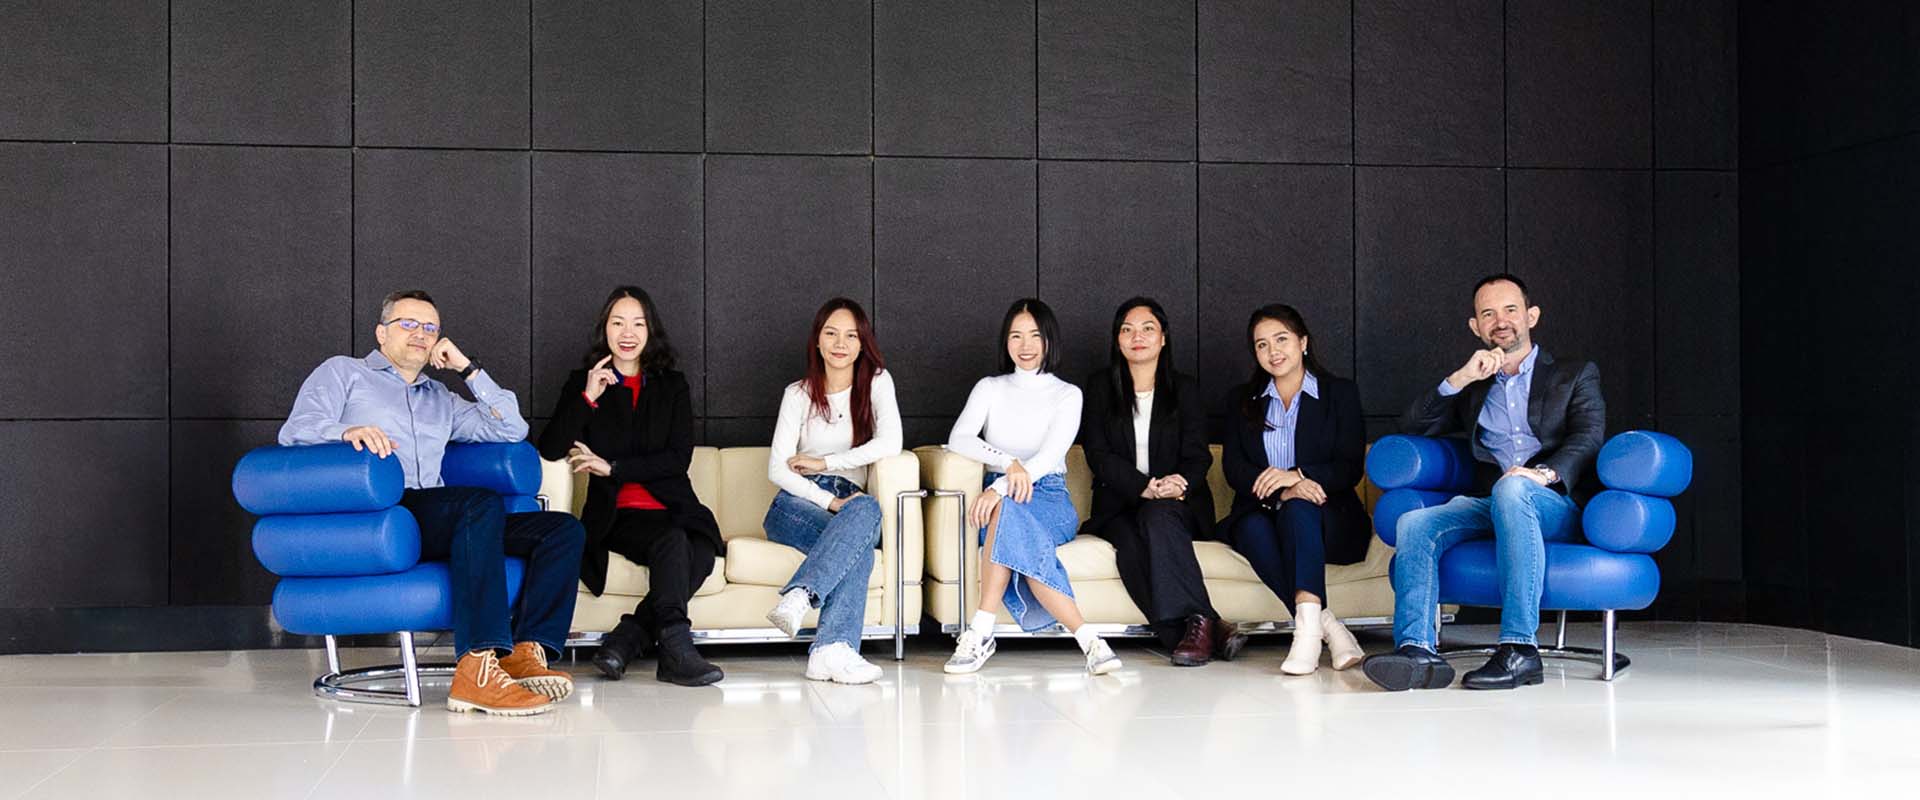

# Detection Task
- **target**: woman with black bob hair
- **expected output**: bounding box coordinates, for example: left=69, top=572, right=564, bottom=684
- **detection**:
left=1080, top=297, right=1245, bottom=666
left=538, top=286, right=725, bottom=686
left=1220, top=303, right=1370, bottom=675
left=943, top=298, right=1120, bottom=676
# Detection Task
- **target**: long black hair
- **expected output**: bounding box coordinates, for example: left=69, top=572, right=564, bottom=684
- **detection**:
left=1238, top=304, right=1332, bottom=430
left=996, top=298, right=1062, bottom=374
left=583, top=285, right=677, bottom=374
left=1105, top=296, right=1179, bottom=417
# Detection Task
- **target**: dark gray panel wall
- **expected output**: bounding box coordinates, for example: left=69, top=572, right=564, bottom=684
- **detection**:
left=171, top=1, right=352, bottom=146
left=0, top=2, right=1742, bottom=648
left=0, top=422, right=168, bottom=608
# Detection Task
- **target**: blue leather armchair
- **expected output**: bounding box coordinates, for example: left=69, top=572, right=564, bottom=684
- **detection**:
left=232, top=441, right=544, bottom=705
left=1366, top=430, right=1694, bottom=680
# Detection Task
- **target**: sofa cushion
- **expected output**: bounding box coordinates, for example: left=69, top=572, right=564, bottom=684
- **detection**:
left=597, top=553, right=727, bottom=598
left=723, top=536, right=883, bottom=590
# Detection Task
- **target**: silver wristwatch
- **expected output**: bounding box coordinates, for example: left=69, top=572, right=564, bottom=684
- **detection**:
left=1532, top=465, right=1559, bottom=485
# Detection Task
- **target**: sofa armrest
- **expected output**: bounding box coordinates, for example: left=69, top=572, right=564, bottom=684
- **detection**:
left=865, top=450, right=923, bottom=626
left=537, top=457, right=578, bottom=517
left=917, top=445, right=986, bottom=619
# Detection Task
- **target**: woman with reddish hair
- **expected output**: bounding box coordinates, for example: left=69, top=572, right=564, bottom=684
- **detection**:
left=762, top=297, right=902, bottom=684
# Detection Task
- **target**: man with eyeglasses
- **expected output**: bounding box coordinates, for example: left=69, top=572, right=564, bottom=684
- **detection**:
left=279, top=289, right=585, bottom=715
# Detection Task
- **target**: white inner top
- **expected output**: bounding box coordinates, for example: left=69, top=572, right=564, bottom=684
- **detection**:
left=945, top=367, right=1084, bottom=496
left=767, top=369, right=902, bottom=509
left=1132, top=390, right=1155, bottom=474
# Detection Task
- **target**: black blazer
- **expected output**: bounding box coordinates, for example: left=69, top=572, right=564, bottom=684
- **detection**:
left=1078, top=371, right=1216, bottom=540
left=1220, top=373, right=1371, bottom=566
left=537, top=368, right=722, bottom=596
left=1398, top=349, right=1606, bottom=500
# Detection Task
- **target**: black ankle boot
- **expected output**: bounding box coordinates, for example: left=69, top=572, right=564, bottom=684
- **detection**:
left=592, top=619, right=647, bottom=681
left=655, top=627, right=723, bottom=686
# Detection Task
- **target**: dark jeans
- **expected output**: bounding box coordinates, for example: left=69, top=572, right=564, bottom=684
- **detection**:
left=400, top=486, right=586, bottom=659
left=604, top=509, right=719, bottom=641
left=1232, top=499, right=1328, bottom=616
left=1103, top=499, right=1219, bottom=648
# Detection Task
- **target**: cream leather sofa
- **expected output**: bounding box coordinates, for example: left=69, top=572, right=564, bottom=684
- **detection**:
left=918, top=444, right=1409, bottom=636
left=539, top=448, right=924, bottom=657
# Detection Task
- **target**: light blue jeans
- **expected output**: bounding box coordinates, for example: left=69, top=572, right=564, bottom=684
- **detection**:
left=981, top=472, right=1079, bottom=632
left=1391, top=474, right=1579, bottom=649
left=763, top=474, right=882, bottom=652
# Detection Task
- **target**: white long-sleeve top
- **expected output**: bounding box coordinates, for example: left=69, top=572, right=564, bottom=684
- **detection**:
left=946, top=367, right=1083, bottom=497
left=767, top=369, right=903, bottom=509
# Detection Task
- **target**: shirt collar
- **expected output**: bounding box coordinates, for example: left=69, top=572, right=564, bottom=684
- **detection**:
left=364, top=349, right=430, bottom=386
left=1502, top=346, right=1543, bottom=380
left=1259, top=371, right=1320, bottom=402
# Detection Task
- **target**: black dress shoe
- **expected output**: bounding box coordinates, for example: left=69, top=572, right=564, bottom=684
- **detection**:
left=1462, top=643, right=1544, bottom=690
left=1362, top=644, right=1456, bottom=691
left=656, top=628, right=724, bottom=687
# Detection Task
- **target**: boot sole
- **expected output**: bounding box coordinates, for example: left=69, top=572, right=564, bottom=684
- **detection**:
left=1170, top=652, right=1210, bottom=667
left=1214, top=633, right=1249, bottom=663
left=1362, top=654, right=1456, bottom=691
left=513, top=675, right=575, bottom=701
left=447, top=696, right=553, bottom=716
left=592, top=654, right=627, bottom=681
left=657, top=668, right=723, bottom=687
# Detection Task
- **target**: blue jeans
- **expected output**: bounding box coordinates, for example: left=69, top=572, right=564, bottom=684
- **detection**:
left=762, top=475, right=882, bottom=652
left=1391, top=475, right=1579, bottom=649
left=399, top=486, right=586, bottom=659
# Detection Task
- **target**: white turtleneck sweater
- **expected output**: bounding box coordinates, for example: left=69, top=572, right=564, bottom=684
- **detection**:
left=767, top=369, right=903, bottom=509
left=946, top=367, right=1083, bottom=497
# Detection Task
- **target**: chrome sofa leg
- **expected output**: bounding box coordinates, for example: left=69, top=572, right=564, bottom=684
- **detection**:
left=399, top=631, right=422, bottom=707
left=312, top=630, right=453, bottom=707
left=1601, top=610, right=1618, bottom=681
left=893, top=490, right=925, bottom=661
left=1440, top=609, right=1630, bottom=681
left=1556, top=610, right=1569, bottom=649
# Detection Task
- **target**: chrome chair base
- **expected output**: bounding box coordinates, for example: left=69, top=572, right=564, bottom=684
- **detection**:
left=313, top=631, right=450, bottom=707
left=1440, top=609, right=1630, bottom=681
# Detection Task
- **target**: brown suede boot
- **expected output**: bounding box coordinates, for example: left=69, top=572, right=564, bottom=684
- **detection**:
left=447, top=650, right=553, bottom=716
left=498, top=641, right=574, bottom=701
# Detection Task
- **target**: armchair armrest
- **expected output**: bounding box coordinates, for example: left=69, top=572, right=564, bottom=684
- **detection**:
left=865, top=450, right=923, bottom=626
left=917, top=445, right=986, bottom=619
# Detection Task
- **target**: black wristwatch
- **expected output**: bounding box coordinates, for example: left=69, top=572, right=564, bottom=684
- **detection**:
left=458, top=361, right=481, bottom=379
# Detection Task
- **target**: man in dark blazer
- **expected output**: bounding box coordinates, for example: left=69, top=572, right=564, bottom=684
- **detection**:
left=1363, top=274, right=1605, bottom=692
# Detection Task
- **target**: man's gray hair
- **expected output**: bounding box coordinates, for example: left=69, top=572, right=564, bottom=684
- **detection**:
left=380, top=289, right=436, bottom=323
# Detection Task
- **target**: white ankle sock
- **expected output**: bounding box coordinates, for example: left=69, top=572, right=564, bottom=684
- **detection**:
left=969, top=610, right=997, bottom=635
left=1072, top=625, right=1100, bottom=653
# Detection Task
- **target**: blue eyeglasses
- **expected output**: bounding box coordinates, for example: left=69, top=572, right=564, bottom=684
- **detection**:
left=382, top=318, right=441, bottom=336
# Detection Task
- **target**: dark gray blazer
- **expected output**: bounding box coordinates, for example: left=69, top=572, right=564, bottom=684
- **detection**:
left=1399, top=349, right=1606, bottom=499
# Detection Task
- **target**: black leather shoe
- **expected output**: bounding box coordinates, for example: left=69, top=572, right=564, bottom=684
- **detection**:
left=656, top=628, right=724, bottom=687
left=592, top=619, right=647, bottom=681
left=1362, top=644, right=1456, bottom=691
left=1211, top=619, right=1249, bottom=663
left=1462, top=644, right=1544, bottom=690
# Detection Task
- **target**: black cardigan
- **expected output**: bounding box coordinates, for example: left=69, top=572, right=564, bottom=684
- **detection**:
left=537, top=368, right=721, bottom=596
left=1219, top=373, right=1371, bottom=566
left=1078, top=371, right=1216, bottom=540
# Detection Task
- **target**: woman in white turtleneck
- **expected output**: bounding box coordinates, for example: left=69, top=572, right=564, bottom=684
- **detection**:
left=943, top=298, right=1120, bottom=676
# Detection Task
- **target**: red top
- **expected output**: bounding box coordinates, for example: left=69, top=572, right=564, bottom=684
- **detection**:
left=607, top=373, right=665, bottom=510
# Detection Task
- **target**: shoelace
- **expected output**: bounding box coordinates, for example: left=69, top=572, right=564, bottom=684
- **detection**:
left=474, top=653, right=515, bottom=689
left=953, top=630, right=990, bottom=659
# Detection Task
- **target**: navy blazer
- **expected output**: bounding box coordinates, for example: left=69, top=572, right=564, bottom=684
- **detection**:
left=537, top=368, right=722, bottom=596
left=1219, top=373, right=1371, bottom=566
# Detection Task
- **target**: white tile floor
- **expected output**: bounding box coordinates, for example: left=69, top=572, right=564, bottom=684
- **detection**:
left=2, top=622, right=1918, bottom=799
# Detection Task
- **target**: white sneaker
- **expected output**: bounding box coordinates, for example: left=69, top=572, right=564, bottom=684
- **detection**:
left=766, top=587, right=810, bottom=638
left=944, top=628, right=997, bottom=674
left=805, top=642, right=883, bottom=685
left=1322, top=609, right=1364, bottom=671
left=1084, top=638, right=1122, bottom=676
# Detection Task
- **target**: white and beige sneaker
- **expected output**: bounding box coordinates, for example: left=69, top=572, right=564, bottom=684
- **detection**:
left=944, top=628, right=997, bottom=674
left=805, top=642, right=883, bottom=685
left=767, top=587, right=811, bottom=638
left=1084, top=638, right=1122, bottom=676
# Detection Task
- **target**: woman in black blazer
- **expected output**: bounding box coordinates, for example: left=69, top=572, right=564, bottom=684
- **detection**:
left=1221, top=304, right=1369, bottom=676
left=1081, top=297, right=1245, bottom=666
left=538, top=286, right=724, bottom=687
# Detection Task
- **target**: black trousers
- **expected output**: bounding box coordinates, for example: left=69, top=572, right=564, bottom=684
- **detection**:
left=1101, top=498, right=1219, bottom=648
left=603, top=509, right=719, bottom=641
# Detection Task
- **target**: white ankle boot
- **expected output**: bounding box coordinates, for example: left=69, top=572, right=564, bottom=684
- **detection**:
left=1282, top=603, right=1325, bottom=675
left=1322, top=608, right=1364, bottom=670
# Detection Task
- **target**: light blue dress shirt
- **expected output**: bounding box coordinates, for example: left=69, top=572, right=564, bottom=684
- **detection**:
left=1260, top=371, right=1320, bottom=470
left=278, top=350, right=529, bottom=489
left=1436, top=345, right=1542, bottom=470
